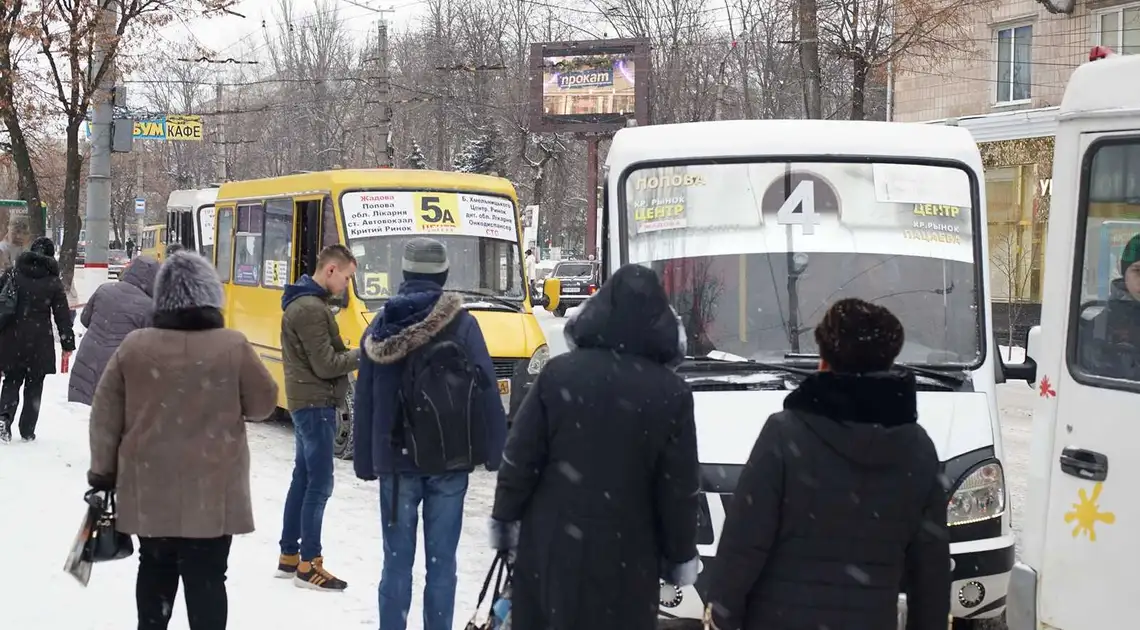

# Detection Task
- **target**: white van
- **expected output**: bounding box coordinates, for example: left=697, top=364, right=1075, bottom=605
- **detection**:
left=165, top=187, right=218, bottom=259
left=1006, top=48, right=1140, bottom=630
left=604, top=119, right=1017, bottom=628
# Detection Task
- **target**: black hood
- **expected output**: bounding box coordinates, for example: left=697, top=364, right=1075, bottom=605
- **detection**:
left=564, top=264, right=684, bottom=365
left=783, top=369, right=920, bottom=468
left=14, top=250, right=60, bottom=279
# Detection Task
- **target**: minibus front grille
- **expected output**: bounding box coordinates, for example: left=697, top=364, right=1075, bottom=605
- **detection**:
left=492, top=360, right=516, bottom=379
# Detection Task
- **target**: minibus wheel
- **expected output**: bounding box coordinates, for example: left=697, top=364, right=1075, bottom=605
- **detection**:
left=333, top=379, right=355, bottom=461
left=952, top=612, right=1005, bottom=629
left=553, top=305, right=566, bottom=318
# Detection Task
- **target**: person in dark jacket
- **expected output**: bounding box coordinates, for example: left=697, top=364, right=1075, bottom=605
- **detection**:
left=489, top=263, right=700, bottom=630
left=1078, top=233, right=1140, bottom=378
left=0, top=236, right=76, bottom=442
left=354, top=237, right=507, bottom=630
left=705, top=297, right=950, bottom=630
left=67, top=256, right=160, bottom=406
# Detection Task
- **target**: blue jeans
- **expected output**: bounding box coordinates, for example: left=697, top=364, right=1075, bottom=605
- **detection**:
left=378, top=473, right=469, bottom=630
left=279, top=407, right=337, bottom=561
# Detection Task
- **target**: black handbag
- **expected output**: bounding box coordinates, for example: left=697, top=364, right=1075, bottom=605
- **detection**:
left=81, top=490, right=134, bottom=563
left=465, top=551, right=512, bottom=630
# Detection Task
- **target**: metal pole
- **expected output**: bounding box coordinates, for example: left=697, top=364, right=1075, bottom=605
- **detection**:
left=84, top=0, right=116, bottom=274
left=378, top=21, right=391, bottom=167
left=215, top=78, right=227, bottom=181
left=135, top=142, right=144, bottom=253
left=585, top=136, right=599, bottom=258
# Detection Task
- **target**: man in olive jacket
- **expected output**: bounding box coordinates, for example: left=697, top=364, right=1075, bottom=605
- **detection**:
left=277, top=244, right=360, bottom=592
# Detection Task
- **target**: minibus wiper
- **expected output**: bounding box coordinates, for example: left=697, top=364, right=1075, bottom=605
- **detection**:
left=451, top=290, right=522, bottom=312
left=681, top=355, right=815, bottom=377
left=784, top=353, right=968, bottom=388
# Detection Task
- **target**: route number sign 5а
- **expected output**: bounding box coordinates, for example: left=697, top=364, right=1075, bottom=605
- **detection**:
left=414, top=193, right=461, bottom=233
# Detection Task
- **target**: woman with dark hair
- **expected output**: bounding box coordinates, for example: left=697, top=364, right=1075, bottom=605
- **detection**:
left=706, top=298, right=950, bottom=630
left=0, top=236, right=75, bottom=442
left=489, top=263, right=700, bottom=630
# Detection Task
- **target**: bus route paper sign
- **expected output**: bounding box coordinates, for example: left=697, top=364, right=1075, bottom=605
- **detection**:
left=342, top=191, right=518, bottom=242
left=342, top=192, right=416, bottom=238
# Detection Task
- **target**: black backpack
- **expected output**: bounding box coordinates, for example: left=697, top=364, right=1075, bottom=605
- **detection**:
left=0, top=269, right=17, bottom=331
left=395, top=319, right=488, bottom=474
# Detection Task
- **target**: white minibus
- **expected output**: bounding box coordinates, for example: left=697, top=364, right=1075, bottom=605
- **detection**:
left=603, top=119, right=1019, bottom=628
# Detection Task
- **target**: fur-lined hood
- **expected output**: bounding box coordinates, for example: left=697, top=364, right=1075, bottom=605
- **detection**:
left=363, top=288, right=464, bottom=364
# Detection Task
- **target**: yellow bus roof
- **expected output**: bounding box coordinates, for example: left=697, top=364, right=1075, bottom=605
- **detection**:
left=215, top=169, right=518, bottom=203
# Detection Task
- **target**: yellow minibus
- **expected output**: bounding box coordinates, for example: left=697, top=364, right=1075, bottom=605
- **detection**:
left=140, top=224, right=167, bottom=260
left=211, top=169, right=560, bottom=459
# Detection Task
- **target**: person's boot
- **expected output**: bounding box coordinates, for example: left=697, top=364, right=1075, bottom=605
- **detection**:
left=293, top=556, right=347, bottom=591
left=0, top=416, right=11, bottom=443
left=275, top=553, right=300, bottom=578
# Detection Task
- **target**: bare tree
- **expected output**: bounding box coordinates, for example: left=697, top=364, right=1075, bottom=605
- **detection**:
left=991, top=226, right=1039, bottom=357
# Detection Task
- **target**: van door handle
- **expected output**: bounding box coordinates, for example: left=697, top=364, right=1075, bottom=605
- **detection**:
left=1059, top=447, right=1109, bottom=482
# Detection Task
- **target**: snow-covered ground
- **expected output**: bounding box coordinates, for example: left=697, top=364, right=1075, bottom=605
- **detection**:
left=0, top=273, right=1035, bottom=628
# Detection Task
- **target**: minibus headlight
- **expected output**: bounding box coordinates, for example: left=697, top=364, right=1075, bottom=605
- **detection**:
left=528, top=344, right=550, bottom=375
left=947, top=462, right=1006, bottom=526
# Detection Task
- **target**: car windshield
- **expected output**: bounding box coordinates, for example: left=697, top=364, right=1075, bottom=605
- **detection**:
left=108, top=250, right=127, bottom=263
left=554, top=262, right=594, bottom=277
left=622, top=160, right=982, bottom=367
left=341, top=190, right=525, bottom=303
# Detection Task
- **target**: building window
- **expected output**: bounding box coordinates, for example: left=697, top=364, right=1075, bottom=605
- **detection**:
left=995, top=25, right=1033, bottom=104
left=986, top=165, right=1045, bottom=303
left=1098, top=5, right=1140, bottom=55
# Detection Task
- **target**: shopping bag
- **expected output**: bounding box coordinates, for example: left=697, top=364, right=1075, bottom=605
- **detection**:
left=62, top=499, right=101, bottom=586
left=465, top=551, right=512, bottom=630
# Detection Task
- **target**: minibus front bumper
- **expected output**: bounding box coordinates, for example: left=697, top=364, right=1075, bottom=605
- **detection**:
left=899, top=534, right=1014, bottom=622
left=494, top=358, right=536, bottom=417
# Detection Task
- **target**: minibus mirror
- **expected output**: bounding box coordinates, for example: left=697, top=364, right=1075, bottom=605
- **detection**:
left=543, top=277, right=561, bottom=312
left=1003, top=325, right=1040, bottom=385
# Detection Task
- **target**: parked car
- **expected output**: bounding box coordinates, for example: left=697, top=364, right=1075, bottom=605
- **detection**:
left=548, top=260, right=600, bottom=317
left=107, top=248, right=128, bottom=280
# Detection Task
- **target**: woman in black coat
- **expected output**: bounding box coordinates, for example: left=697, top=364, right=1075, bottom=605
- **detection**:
left=489, top=263, right=700, bottom=630
left=0, top=237, right=75, bottom=442
left=706, top=298, right=950, bottom=630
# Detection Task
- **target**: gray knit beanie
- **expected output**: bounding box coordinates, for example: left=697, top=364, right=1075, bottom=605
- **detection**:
left=402, top=237, right=449, bottom=274
left=154, top=250, right=225, bottom=312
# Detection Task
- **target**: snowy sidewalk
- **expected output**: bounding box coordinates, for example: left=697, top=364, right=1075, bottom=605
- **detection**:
left=0, top=372, right=500, bottom=629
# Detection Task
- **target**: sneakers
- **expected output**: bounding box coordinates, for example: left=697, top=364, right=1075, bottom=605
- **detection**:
left=293, top=557, right=347, bottom=591
left=275, top=553, right=300, bottom=578
left=20, top=434, right=34, bottom=442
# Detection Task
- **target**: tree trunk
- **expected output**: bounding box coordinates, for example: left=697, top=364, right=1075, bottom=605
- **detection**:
left=58, top=121, right=84, bottom=291
left=0, top=45, right=45, bottom=238
left=798, top=0, right=821, bottom=119
left=851, top=56, right=869, bottom=121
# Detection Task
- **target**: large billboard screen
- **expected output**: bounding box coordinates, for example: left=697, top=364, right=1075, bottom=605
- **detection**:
left=529, top=39, right=649, bottom=133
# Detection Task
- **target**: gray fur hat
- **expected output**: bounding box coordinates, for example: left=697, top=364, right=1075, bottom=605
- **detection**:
left=154, top=250, right=225, bottom=312
left=402, top=237, right=449, bottom=274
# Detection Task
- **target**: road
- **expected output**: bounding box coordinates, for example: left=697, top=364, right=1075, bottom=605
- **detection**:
left=533, top=307, right=1035, bottom=555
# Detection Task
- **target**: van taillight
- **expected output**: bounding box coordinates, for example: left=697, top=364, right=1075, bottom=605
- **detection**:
left=588, top=284, right=597, bottom=294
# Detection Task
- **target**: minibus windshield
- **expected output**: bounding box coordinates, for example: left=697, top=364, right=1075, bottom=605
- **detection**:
left=340, top=190, right=525, bottom=303
left=621, top=160, right=983, bottom=367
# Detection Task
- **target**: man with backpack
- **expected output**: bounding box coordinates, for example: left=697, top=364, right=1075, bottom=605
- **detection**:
left=276, top=244, right=360, bottom=591
left=354, top=237, right=507, bottom=630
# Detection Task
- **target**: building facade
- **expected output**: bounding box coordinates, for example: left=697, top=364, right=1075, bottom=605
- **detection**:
left=892, top=0, right=1137, bottom=342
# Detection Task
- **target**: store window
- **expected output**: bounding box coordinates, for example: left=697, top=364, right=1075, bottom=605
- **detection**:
left=995, top=25, right=1033, bottom=103
left=987, top=165, right=1046, bottom=302
left=1070, top=136, right=1140, bottom=385
left=1097, top=5, right=1140, bottom=55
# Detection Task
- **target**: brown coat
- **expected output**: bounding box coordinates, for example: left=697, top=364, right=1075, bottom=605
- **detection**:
left=88, top=327, right=278, bottom=538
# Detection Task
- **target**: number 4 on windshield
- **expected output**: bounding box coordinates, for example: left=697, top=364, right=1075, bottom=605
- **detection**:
left=776, top=180, right=821, bottom=235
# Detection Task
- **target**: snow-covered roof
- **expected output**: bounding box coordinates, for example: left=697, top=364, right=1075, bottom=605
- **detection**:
left=606, top=119, right=982, bottom=171
left=1060, top=52, right=1140, bottom=117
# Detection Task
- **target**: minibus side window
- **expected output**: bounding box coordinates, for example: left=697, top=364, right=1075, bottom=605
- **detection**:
left=1069, top=136, right=1140, bottom=387
left=234, top=203, right=264, bottom=287
left=263, top=199, right=293, bottom=289
left=216, top=208, right=235, bottom=283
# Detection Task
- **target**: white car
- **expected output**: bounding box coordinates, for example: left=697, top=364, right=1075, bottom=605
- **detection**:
left=107, top=249, right=128, bottom=280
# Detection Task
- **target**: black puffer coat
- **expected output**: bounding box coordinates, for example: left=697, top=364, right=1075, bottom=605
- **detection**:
left=0, top=250, right=75, bottom=374
left=491, top=264, right=699, bottom=630
left=67, top=256, right=159, bottom=405
left=706, top=370, right=950, bottom=630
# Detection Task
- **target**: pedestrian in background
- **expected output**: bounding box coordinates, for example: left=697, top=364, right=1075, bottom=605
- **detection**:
left=0, top=236, right=74, bottom=442
left=355, top=237, right=507, bottom=630
left=705, top=298, right=950, bottom=630
left=87, top=250, right=278, bottom=630
left=67, top=256, right=160, bottom=406
left=276, top=244, right=360, bottom=591
left=489, top=263, right=698, bottom=630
